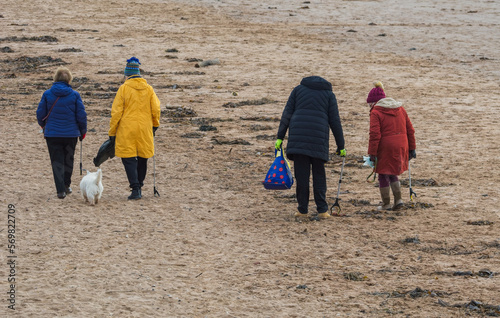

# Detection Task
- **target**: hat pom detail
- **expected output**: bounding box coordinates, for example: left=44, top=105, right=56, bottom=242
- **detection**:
left=373, top=81, right=384, bottom=90
left=127, top=57, right=141, bottom=65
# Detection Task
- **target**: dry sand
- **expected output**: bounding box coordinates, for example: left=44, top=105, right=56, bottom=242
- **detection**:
left=1, top=0, right=499, bottom=317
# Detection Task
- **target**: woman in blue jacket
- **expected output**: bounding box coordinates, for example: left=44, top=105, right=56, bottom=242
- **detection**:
left=277, top=76, right=345, bottom=220
left=37, top=67, right=87, bottom=199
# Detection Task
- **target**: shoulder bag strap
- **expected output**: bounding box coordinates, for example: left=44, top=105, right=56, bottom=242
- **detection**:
left=42, top=97, right=60, bottom=123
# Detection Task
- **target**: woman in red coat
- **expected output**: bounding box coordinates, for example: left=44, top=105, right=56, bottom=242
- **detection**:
left=367, top=81, right=416, bottom=210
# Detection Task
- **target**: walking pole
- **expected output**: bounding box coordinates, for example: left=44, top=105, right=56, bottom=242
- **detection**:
left=330, top=156, right=346, bottom=216
left=153, top=137, right=160, bottom=197
left=80, top=140, right=83, bottom=175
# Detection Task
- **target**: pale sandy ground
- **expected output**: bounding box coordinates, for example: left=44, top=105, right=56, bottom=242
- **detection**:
left=1, top=0, right=499, bottom=317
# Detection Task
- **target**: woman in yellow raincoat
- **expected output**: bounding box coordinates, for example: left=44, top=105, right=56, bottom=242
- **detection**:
left=109, top=57, right=161, bottom=200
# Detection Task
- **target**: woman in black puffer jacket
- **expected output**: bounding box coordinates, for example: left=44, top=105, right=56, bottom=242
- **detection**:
left=277, top=76, right=345, bottom=219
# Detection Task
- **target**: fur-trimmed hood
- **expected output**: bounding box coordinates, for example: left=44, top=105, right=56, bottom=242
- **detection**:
left=376, top=97, right=402, bottom=109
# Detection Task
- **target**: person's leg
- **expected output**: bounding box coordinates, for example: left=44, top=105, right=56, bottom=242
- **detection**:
left=293, top=154, right=311, bottom=215
left=137, top=157, right=148, bottom=189
left=389, top=175, right=403, bottom=209
left=122, top=157, right=141, bottom=199
left=378, top=174, right=391, bottom=210
left=62, top=138, right=77, bottom=193
left=46, top=138, right=66, bottom=197
left=311, top=157, right=328, bottom=214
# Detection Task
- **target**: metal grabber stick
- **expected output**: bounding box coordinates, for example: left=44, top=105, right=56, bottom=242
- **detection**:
left=80, top=140, right=83, bottom=175
left=409, top=160, right=416, bottom=202
left=330, top=156, right=346, bottom=216
left=153, top=137, right=160, bottom=197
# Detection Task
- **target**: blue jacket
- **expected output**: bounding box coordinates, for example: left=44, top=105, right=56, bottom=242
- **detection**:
left=277, top=76, right=344, bottom=162
left=37, top=82, right=87, bottom=138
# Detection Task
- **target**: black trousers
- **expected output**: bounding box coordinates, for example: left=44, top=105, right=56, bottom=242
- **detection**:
left=46, top=137, right=78, bottom=193
left=122, top=157, right=148, bottom=189
left=293, top=154, right=328, bottom=214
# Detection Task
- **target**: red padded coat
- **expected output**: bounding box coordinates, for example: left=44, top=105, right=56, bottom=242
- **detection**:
left=368, top=98, right=416, bottom=175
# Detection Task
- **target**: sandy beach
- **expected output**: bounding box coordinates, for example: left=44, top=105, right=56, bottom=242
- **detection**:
left=1, top=0, right=499, bottom=316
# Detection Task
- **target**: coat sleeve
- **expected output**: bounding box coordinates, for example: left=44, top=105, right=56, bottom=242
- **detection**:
left=109, top=86, right=125, bottom=137
left=403, top=108, right=416, bottom=150
left=368, top=111, right=381, bottom=156
left=75, top=91, right=87, bottom=135
left=328, top=93, right=345, bottom=150
left=150, top=88, right=161, bottom=128
left=277, top=88, right=296, bottom=140
left=36, top=92, right=48, bottom=127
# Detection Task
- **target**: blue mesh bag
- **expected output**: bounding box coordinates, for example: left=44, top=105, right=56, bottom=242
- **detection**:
left=262, top=146, right=294, bottom=190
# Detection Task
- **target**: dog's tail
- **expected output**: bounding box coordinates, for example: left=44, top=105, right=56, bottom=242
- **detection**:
left=95, top=168, right=102, bottom=185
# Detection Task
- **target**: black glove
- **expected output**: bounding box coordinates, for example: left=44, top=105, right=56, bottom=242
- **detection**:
left=370, top=155, right=377, bottom=162
left=409, top=149, right=416, bottom=160
left=153, top=126, right=158, bottom=136
left=109, top=136, right=116, bottom=142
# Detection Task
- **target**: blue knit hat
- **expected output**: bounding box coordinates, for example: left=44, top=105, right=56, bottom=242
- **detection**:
left=124, top=57, right=141, bottom=76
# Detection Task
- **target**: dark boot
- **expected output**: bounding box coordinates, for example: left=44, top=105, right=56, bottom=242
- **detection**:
left=128, top=187, right=142, bottom=200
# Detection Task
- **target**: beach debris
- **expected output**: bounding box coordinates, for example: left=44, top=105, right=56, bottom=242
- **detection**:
left=195, top=58, right=220, bottom=68
left=400, top=178, right=440, bottom=187
left=402, top=235, right=421, bottom=244
left=453, top=271, right=474, bottom=276
left=186, top=58, right=203, bottom=62
left=249, top=124, right=273, bottom=131
left=2, top=56, right=67, bottom=72
left=181, top=132, right=204, bottom=139
left=467, top=220, right=493, bottom=226
left=1, top=46, right=14, bottom=53
left=211, top=137, right=251, bottom=145
left=199, top=125, right=217, bottom=132
left=162, top=106, right=197, bottom=118
left=58, top=48, right=82, bottom=52
left=344, top=272, right=368, bottom=281
left=223, top=97, right=277, bottom=108
left=0, top=35, right=58, bottom=42
left=438, top=299, right=500, bottom=316
left=347, top=199, right=371, bottom=207
left=240, top=116, right=280, bottom=122
left=478, top=269, right=494, bottom=278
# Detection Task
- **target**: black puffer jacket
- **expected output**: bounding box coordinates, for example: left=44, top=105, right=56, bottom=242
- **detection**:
left=277, top=76, right=344, bottom=162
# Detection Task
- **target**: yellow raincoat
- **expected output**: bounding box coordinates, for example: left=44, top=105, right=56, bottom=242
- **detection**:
left=109, top=77, right=161, bottom=158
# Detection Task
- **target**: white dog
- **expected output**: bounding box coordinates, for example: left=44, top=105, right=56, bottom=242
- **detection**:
left=80, top=169, right=103, bottom=205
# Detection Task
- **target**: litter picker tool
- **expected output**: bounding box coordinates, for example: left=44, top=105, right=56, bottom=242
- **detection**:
left=153, top=137, right=160, bottom=197
left=409, top=160, right=417, bottom=202
left=330, top=156, right=346, bottom=216
left=80, top=140, right=83, bottom=175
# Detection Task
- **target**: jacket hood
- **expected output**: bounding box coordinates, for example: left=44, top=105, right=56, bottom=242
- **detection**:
left=124, top=77, right=149, bottom=90
left=376, top=97, right=402, bottom=109
left=50, top=81, right=74, bottom=97
left=300, top=76, right=332, bottom=91
left=374, top=98, right=403, bottom=117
